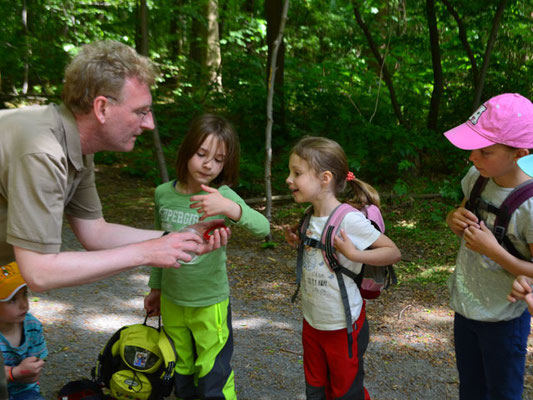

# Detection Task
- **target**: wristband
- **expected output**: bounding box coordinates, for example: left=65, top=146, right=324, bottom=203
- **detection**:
left=8, top=366, right=15, bottom=382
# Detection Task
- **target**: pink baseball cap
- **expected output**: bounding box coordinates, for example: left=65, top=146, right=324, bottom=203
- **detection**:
left=444, top=93, right=533, bottom=150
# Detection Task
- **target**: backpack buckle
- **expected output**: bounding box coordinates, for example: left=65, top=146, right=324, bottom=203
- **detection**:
left=162, top=361, right=175, bottom=383
left=328, top=256, right=341, bottom=271
left=494, top=225, right=506, bottom=242
left=303, top=236, right=323, bottom=250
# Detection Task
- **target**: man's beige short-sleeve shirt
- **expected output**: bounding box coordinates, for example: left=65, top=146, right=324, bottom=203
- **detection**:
left=0, top=104, right=103, bottom=264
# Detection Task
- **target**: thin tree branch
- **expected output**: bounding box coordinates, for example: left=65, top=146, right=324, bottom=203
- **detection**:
left=351, top=1, right=408, bottom=129
left=426, top=0, right=443, bottom=131
left=473, top=0, right=508, bottom=109
left=369, top=21, right=393, bottom=124
left=440, top=0, right=478, bottom=85
left=264, top=0, right=289, bottom=240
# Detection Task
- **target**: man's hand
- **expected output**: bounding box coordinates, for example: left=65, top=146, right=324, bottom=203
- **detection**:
left=187, top=219, right=231, bottom=255
left=147, top=230, right=204, bottom=268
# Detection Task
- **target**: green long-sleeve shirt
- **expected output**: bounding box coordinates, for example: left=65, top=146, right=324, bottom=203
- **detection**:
left=148, top=181, right=270, bottom=307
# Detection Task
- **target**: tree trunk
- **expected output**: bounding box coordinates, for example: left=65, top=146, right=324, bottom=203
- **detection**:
left=22, top=0, right=30, bottom=95
left=188, top=0, right=222, bottom=91
left=138, top=0, right=149, bottom=57
left=440, top=0, right=478, bottom=86
left=266, top=0, right=286, bottom=134
left=472, top=0, right=508, bottom=109
left=189, top=1, right=205, bottom=79
left=136, top=0, right=169, bottom=183
left=169, top=1, right=185, bottom=61
left=151, top=115, right=169, bottom=183
left=243, top=0, right=255, bottom=14
left=352, top=2, right=407, bottom=129
left=426, top=0, right=443, bottom=131
left=265, top=0, right=289, bottom=239
left=206, top=0, right=222, bottom=91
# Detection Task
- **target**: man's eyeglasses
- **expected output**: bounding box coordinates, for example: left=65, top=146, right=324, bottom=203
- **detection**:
left=134, top=109, right=153, bottom=121
left=103, top=95, right=153, bottom=121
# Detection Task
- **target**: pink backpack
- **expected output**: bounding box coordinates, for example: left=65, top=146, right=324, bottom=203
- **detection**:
left=291, top=203, right=397, bottom=357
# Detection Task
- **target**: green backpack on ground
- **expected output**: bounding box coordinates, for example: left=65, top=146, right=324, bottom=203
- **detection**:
left=92, top=316, right=177, bottom=400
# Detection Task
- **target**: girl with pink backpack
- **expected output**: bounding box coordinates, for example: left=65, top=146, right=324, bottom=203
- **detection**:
left=285, top=136, right=401, bottom=400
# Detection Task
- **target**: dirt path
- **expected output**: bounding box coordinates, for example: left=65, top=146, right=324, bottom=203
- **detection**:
left=28, top=164, right=533, bottom=399
left=29, top=226, right=520, bottom=400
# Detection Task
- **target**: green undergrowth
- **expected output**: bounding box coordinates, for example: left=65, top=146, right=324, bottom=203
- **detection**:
left=386, top=199, right=458, bottom=286
left=383, top=191, right=460, bottom=286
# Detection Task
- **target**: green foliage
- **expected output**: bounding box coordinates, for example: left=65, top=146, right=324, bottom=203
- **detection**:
left=1, top=0, right=531, bottom=200
left=393, top=179, right=409, bottom=196
left=386, top=194, right=458, bottom=285
left=261, top=241, right=277, bottom=249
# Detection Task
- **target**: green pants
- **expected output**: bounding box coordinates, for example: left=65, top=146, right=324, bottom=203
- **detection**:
left=161, top=296, right=236, bottom=400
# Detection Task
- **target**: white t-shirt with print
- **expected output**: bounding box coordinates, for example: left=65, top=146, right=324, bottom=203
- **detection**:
left=302, top=211, right=381, bottom=330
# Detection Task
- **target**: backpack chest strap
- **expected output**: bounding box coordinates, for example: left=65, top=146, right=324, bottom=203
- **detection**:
left=474, top=199, right=507, bottom=240
left=475, top=198, right=501, bottom=216
left=301, top=235, right=326, bottom=250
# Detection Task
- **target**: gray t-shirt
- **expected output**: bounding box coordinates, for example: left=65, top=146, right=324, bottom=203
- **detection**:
left=448, top=166, right=533, bottom=321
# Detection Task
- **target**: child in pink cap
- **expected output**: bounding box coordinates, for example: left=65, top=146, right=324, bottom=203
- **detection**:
left=444, top=93, right=533, bottom=400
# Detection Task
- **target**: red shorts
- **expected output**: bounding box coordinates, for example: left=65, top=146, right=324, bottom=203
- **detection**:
left=302, top=305, right=370, bottom=400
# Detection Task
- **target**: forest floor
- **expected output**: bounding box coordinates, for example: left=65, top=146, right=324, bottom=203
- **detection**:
left=31, top=165, right=533, bottom=400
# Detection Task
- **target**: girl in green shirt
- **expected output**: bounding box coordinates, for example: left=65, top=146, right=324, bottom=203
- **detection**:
left=144, top=114, right=270, bottom=400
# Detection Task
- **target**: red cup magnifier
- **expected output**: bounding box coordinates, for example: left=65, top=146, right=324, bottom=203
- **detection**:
left=203, top=223, right=227, bottom=241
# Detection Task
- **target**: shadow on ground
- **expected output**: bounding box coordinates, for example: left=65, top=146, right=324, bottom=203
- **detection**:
left=30, top=227, right=533, bottom=400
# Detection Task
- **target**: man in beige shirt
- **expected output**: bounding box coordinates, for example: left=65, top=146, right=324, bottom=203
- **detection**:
left=0, top=41, right=227, bottom=397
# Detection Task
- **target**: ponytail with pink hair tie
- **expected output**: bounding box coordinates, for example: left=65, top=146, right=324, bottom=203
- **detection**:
left=346, top=171, right=356, bottom=182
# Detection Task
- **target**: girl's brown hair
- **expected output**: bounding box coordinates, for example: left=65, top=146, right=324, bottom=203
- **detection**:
left=291, top=136, right=380, bottom=208
left=175, top=114, right=240, bottom=187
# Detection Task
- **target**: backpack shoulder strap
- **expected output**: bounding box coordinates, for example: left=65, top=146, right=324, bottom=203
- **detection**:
left=494, top=179, right=533, bottom=235
left=493, top=179, right=533, bottom=260
left=361, top=204, right=385, bottom=233
left=322, top=203, right=358, bottom=359
left=465, top=175, right=489, bottom=215
left=291, top=207, right=314, bottom=303
left=323, top=203, right=358, bottom=270
left=159, top=328, right=177, bottom=383
left=291, top=204, right=356, bottom=303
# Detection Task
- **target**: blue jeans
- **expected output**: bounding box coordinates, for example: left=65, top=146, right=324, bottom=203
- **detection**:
left=454, top=309, right=530, bottom=400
